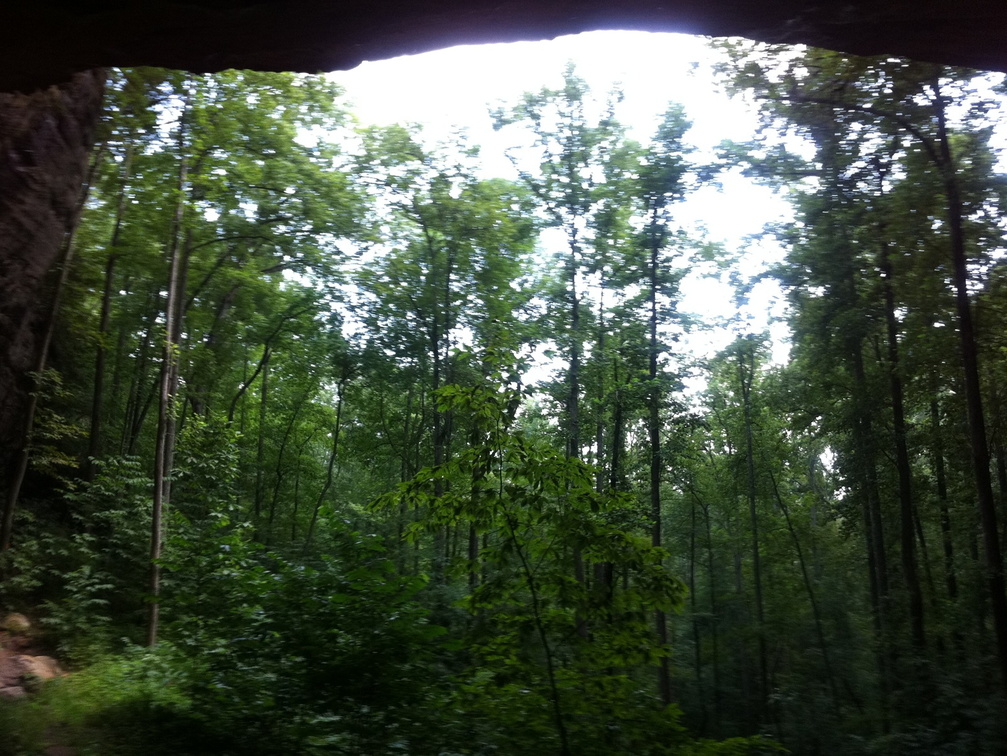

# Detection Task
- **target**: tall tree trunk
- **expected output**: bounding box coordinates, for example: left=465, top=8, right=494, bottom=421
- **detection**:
left=304, top=375, right=348, bottom=550
left=290, top=429, right=315, bottom=543
left=648, top=224, right=672, bottom=704
left=85, top=138, right=134, bottom=481
left=689, top=491, right=707, bottom=734
left=86, top=253, right=119, bottom=477
left=126, top=372, right=157, bottom=457
left=733, top=542, right=754, bottom=732
left=817, top=125, right=892, bottom=723
left=767, top=468, right=841, bottom=709
left=594, top=284, right=607, bottom=493
left=431, top=315, right=446, bottom=579
left=267, top=395, right=306, bottom=544
left=120, top=296, right=156, bottom=455
left=609, top=371, right=626, bottom=494
left=930, top=398, right=959, bottom=604
left=422, top=218, right=456, bottom=583
left=562, top=232, right=587, bottom=623
left=108, top=306, right=131, bottom=445
left=566, top=234, right=582, bottom=464
left=851, top=337, right=892, bottom=731
left=877, top=223, right=926, bottom=650
left=738, top=342, right=769, bottom=721
left=933, top=74, right=1007, bottom=692
left=147, top=136, right=189, bottom=647
left=702, top=494, right=722, bottom=736
left=253, top=351, right=270, bottom=534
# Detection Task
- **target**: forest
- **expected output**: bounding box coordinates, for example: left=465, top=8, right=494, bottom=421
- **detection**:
left=1, top=39, right=1006, bottom=755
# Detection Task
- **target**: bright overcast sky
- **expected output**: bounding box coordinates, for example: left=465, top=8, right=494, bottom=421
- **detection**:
left=329, top=31, right=794, bottom=367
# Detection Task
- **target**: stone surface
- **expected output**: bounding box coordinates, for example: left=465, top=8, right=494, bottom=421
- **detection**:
left=0, top=685, right=26, bottom=699
left=0, top=69, right=106, bottom=493
left=2, top=612, right=31, bottom=634
left=0, top=0, right=1005, bottom=93
left=0, top=652, right=64, bottom=688
left=14, top=654, right=64, bottom=680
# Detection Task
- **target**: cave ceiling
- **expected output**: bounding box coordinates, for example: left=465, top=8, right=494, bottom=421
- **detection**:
left=4, top=0, right=1007, bottom=93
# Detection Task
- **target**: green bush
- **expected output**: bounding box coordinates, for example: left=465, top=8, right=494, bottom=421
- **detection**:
left=160, top=524, right=448, bottom=755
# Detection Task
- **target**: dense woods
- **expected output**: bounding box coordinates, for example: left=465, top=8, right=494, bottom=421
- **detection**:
left=1, top=43, right=1006, bottom=755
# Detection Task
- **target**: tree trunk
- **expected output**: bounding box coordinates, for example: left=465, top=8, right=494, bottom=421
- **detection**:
left=108, top=305, right=131, bottom=445
left=930, top=398, right=959, bottom=604
left=818, top=125, right=892, bottom=723
left=609, top=376, right=626, bottom=494
left=933, top=74, right=1007, bottom=692
left=253, top=351, right=270, bottom=534
left=877, top=226, right=926, bottom=650
left=648, top=226, right=672, bottom=705
left=702, top=494, right=722, bottom=736
left=738, top=343, right=769, bottom=721
left=767, top=468, right=841, bottom=709
left=304, top=375, right=348, bottom=550
left=850, top=337, right=892, bottom=731
left=147, top=138, right=189, bottom=647
left=567, top=234, right=582, bottom=464
left=431, top=312, right=446, bottom=579
left=689, top=492, right=707, bottom=734
left=290, top=428, right=315, bottom=543
left=594, top=284, right=607, bottom=493
left=85, top=138, right=134, bottom=481
left=267, top=395, right=306, bottom=544
left=120, top=297, right=156, bottom=454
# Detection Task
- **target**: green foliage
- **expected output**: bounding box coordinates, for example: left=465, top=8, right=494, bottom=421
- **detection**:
left=25, top=369, right=86, bottom=485
left=8, top=50, right=1007, bottom=756
left=0, top=646, right=202, bottom=756
left=0, top=456, right=153, bottom=659
left=159, top=514, right=446, bottom=754
left=376, top=365, right=691, bottom=753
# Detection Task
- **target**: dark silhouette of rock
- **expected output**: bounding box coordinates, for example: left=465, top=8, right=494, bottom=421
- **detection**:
left=0, top=1, right=1005, bottom=94
left=0, top=70, right=106, bottom=501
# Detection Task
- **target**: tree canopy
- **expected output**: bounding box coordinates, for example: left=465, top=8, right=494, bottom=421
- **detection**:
left=1, top=48, right=1006, bottom=755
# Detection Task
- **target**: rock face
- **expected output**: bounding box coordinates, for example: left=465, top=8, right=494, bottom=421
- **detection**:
left=1, top=0, right=1006, bottom=94
left=2, top=612, right=31, bottom=633
left=0, top=654, right=64, bottom=685
left=0, top=617, right=65, bottom=698
left=0, top=69, right=106, bottom=496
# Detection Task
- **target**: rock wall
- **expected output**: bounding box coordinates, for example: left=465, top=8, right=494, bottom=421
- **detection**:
left=2, top=1, right=1006, bottom=94
left=0, top=69, right=106, bottom=485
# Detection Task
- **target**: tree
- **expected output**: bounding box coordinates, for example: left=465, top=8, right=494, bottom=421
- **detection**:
left=636, top=104, right=694, bottom=705
left=375, top=357, right=688, bottom=755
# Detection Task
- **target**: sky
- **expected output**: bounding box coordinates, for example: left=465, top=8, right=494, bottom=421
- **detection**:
left=328, top=31, right=795, bottom=369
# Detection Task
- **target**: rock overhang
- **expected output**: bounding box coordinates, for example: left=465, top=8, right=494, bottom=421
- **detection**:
left=2, top=0, right=1006, bottom=93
